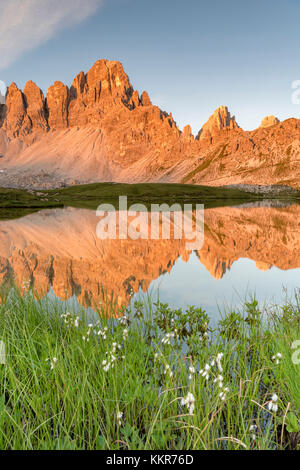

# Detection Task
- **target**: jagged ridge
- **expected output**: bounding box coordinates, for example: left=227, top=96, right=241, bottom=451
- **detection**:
left=0, top=58, right=300, bottom=189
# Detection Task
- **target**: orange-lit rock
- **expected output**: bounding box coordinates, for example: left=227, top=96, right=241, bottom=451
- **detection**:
left=260, top=115, right=280, bottom=128
left=4, top=83, right=31, bottom=138
left=196, top=106, right=239, bottom=142
left=23, top=81, right=48, bottom=132
left=46, top=81, right=69, bottom=129
left=0, top=59, right=300, bottom=188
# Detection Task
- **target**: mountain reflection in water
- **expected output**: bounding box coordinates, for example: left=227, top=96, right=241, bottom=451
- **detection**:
left=0, top=204, right=299, bottom=318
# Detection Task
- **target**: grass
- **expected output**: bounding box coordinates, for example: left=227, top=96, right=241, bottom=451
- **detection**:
left=49, top=182, right=262, bottom=210
left=1, top=182, right=300, bottom=220
left=181, top=145, right=229, bottom=184
left=0, top=290, right=299, bottom=450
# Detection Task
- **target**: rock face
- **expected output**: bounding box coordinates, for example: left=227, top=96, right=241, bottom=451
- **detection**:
left=3, top=81, right=48, bottom=138
left=260, top=115, right=280, bottom=128
left=0, top=58, right=300, bottom=189
left=23, top=81, right=48, bottom=132
left=177, top=118, right=300, bottom=188
left=182, top=125, right=194, bottom=141
left=0, top=105, right=5, bottom=128
left=0, top=58, right=200, bottom=186
left=0, top=92, right=5, bottom=105
left=0, top=59, right=194, bottom=150
left=141, top=91, right=151, bottom=106
left=67, top=60, right=135, bottom=126
left=197, top=106, right=239, bottom=141
left=47, top=81, right=69, bottom=129
left=3, top=83, right=31, bottom=138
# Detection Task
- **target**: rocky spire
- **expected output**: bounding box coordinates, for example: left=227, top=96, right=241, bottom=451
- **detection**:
left=46, top=81, right=69, bottom=129
left=3, top=82, right=31, bottom=137
left=197, top=106, right=239, bottom=141
left=260, top=115, right=280, bottom=128
left=23, top=80, right=48, bottom=132
left=182, top=125, right=194, bottom=141
left=141, top=91, right=151, bottom=106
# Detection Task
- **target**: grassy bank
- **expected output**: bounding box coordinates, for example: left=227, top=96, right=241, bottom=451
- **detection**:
left=1, top=182, right=300, bottom=220
left=0, top=291, right=299, bottom=450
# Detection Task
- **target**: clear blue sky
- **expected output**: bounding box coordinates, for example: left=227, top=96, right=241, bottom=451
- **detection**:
left=0, top=0, right=300, bottom=134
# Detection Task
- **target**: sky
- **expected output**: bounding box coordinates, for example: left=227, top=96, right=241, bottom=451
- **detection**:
left=0, top=0, right=300, bottom=134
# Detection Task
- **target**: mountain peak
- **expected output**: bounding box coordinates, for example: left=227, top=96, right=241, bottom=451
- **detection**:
left=197, top=105, right=239, bottom=141
left=1, top=58, right=300, bottom=190
left=260, top=115, right=280, bottom=128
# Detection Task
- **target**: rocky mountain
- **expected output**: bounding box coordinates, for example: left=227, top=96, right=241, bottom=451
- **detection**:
left=260, top=115, right=280, bottom=128
left=175, top=118, right=300, bottom=188
left=196, top=106, right=239, bottom=142
left=0, top=58, right=300, bottom=189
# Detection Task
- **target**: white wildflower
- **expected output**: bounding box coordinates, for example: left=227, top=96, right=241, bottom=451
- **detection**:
left=275, top=353, right=282, bottom=364
left=200, top=363, right=210, bottom=380
left=162, top=332, right=174, bottom=346
left=181, top=392, right=195, bottom=415
left=46, top=357, right=58, bottom=371
left=188, top=365, right=195, bottom=380
left=268, top=394, right=279, bottom=413
left=272, top=353, right=282, bottom=365
left=219, top=386, right=229, bottom=401
left=119, top=316, right=129, bottom=326
left=216, top=353, right=224, bottom=372
left=214, top=374, right=224, bottom=388
left=250, top=424, right=257, bottom=441
left=102, top=360, right=110, bottom=372
left=164, top=364, right=173, bottom=378
left=117, top=411, right=123, bottom=426
left=98, top=330, right=107, bottom=340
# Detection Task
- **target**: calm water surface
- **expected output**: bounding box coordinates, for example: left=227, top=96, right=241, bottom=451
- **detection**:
left=0, top=202, right=299, bottom=322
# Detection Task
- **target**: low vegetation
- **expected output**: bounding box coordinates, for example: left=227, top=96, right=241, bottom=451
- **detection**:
left=1, top=182, right=300, bottom=220
left=0, top=290, right=299, bottom=450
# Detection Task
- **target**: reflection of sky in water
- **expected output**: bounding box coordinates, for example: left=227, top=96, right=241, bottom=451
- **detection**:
left=134, top=253, right=300, bottom=323
left=21, top=252, right=300, bottom=326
